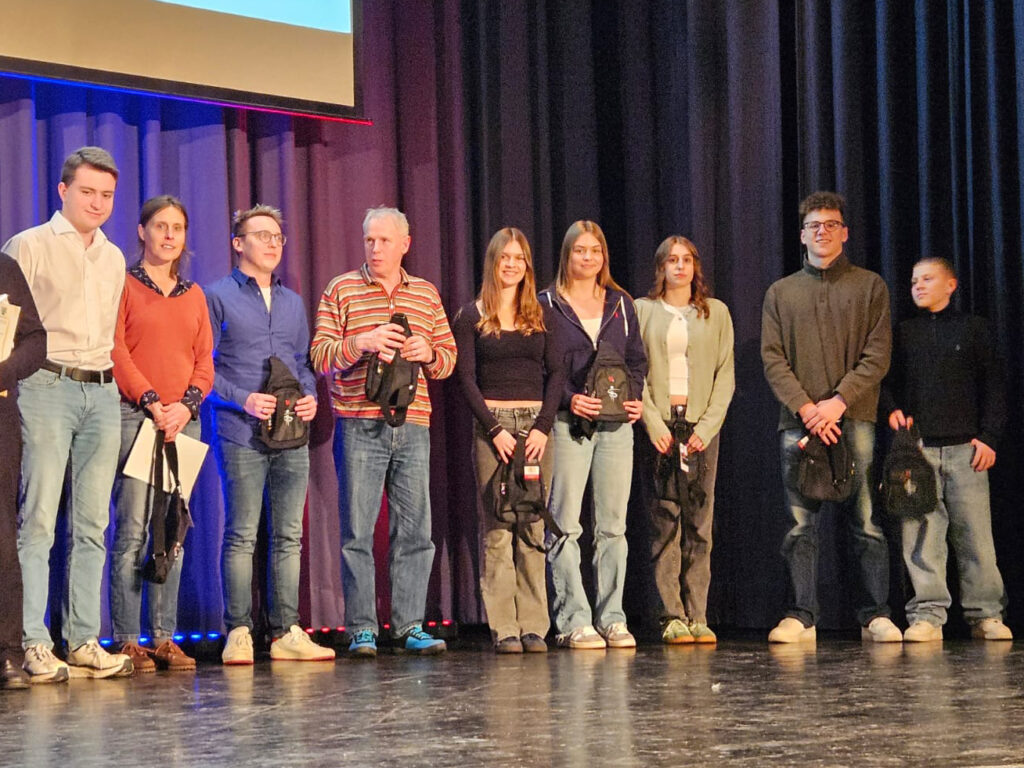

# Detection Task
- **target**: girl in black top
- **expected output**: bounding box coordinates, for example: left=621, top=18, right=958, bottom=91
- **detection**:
left=453, top=227, right=564, bottom=653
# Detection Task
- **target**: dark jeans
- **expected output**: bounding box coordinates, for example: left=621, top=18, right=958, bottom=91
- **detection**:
left=779, top=420, right=891, bottom=627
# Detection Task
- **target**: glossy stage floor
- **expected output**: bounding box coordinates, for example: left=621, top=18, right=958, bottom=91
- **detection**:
left=3, top=633, right=1024, bottom=767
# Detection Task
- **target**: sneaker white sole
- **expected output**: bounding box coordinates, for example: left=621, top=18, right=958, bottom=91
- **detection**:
left=270, top=650, right=336, bottom=661
left=605, top=638, right=636, bottom=649
left=27, top=667, right=69, bottom=684
left=67, top=659, right=134, bottom=679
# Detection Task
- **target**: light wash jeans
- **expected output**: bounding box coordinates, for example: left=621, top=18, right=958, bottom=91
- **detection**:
left=334, top=418, right=434, bottom=638
left=110, top=405, right=201, bottom=642
left=779, top=419, right=891, bottom=627
left=17, top=369, right=120, bottom=649
left=902, top=442, right=1007, bottom=625
left=547, top=413, right=634, bottom=634
left=216, top=440, right=309, bottom=638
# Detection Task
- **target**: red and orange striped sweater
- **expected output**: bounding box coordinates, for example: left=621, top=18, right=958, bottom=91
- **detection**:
left=310, top=264, right=456, bottom=426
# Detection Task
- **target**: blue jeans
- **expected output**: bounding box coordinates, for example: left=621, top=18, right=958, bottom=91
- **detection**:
left=779, top=420, right=890, bottom=627
left=902, top=442, right=1007, bottom=625
left=216, top=440, right=309, bottom=637
left=334, top=418, right=434, bottom=638
left=110, top=405, right=201, bottom=642
left=547, top=413, right=633, bottom=634
left=17, top=369, right=120, bottom=649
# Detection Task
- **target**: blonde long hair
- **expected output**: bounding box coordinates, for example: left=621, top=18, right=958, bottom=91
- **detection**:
left=648, top=235, right=711, bottom=319
left=555, top=220, right=626, bottom=297
left=477, top=227, right=546, bottom=336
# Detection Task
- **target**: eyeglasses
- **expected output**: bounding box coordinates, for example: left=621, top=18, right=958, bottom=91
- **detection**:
left=801, top=220, right=845, bottom=232
left=240, top=230, right=287, bottom=246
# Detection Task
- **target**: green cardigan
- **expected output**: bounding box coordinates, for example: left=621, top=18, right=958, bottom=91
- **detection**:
left=635, top=296, right=735, bottom=446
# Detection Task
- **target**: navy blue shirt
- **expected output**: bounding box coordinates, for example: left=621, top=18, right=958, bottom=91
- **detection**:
left=205, top=267, right=317, bottom=449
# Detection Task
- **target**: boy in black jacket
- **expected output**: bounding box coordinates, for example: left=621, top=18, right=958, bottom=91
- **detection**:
left=886, top=257, right=1010, bottom=642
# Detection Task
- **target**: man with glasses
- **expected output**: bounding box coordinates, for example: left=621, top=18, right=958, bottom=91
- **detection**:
left=205, top=204, right=334, bottom=665
left=310, top=207, right=457, bottom=657
left=761, top=190, right=899, bottom=644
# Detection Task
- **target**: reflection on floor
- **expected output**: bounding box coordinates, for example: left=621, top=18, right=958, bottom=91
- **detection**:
left=3, top=637, right=1024, bottom=767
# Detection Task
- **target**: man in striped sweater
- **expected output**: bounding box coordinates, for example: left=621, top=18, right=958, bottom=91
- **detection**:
left=311, top=207, right=456, bottom=657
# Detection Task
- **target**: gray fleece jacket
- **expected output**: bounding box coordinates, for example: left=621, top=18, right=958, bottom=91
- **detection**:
left=760, top=254, right=891, bottom=430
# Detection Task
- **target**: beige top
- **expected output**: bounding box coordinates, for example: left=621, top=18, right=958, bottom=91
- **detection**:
left=4, top=211, right=125, bottom=369
left=661, top=300, right=690, bottom=397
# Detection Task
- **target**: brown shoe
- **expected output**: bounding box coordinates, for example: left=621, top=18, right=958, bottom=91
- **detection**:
left=153, top=640, right=196, bottom=671
left=520, top=634, right=548, bottom=653
left=119, top=642, right=156, bottom=674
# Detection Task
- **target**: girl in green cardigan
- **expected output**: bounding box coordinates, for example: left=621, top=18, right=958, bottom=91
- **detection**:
left=635, top=236, right=735, bottom=644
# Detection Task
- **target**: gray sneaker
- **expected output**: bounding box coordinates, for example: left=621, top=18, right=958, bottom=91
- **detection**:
left=66, top=639, right=134, bottom=679
left=22, top=644, right=69, bottom=684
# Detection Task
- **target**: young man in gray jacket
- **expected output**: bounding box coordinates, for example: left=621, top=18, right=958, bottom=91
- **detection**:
left=761, top=190, right=900, bottom=644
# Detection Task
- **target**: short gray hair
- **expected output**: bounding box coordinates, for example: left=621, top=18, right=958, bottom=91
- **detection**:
left=363, top=206, right=409, bottom=238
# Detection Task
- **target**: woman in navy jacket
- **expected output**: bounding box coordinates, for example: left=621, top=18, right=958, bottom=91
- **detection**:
left=540, top=220, right=647, bottom=650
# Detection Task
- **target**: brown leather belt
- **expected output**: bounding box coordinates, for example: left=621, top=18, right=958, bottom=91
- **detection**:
left=41, top=360, right=115, bottom=385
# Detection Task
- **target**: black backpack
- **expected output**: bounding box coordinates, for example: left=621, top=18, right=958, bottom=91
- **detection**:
left=881, top=424, right=938, bottom=519
left=364, top=313, right=420, bottom=427
left=653, top=418, right=707, bottom=513
left=258, top=356, right=309, bottom=450
left=796, top=427, right=856, bottom=502
left=487, top=431, right=565, bottom=552
left=573, top=339, right=631, bottom=439
left=586, top=339, right=631, bottom=421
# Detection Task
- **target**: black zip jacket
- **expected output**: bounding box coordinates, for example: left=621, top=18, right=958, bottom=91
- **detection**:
left=881, top=306, right=1005, bottom=448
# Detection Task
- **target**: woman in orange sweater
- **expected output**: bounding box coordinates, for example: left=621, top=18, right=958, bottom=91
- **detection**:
left=109, top=196, right=214, bottom=673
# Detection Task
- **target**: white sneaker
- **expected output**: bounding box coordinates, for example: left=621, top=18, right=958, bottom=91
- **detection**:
left=904, top=621, right=943, bottom=643
left=768, top=617, right=816, bottom=643
left=599, top=622, right=637, bottom=649
left=861, top=616, right=903, bottom=643
left=555, top=626, right=606, bottom=650
left=222, top=626, right=255, bottom=665
left=66, top=639, right=134, bottom=679
left=270, top=625, right=336, bottom=661
left=971, top=617, right=1013, bottom=641
left=22, top=644, right=69, bottom=684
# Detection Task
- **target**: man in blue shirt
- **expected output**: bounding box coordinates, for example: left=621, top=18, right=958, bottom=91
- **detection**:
left=206, top=204, right=334, bottom=665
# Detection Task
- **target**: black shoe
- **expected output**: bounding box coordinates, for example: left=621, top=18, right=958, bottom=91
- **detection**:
left=495, top=636, right=523, bottom=654
left=1, top=659, right=30, bottom=690
left=520, top=634, right=548, bottom=653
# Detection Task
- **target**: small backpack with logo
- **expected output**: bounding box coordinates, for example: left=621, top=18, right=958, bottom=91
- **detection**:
left=259, top=355, right=309, bottom=450
left=881, top=423, right=937, bottom=519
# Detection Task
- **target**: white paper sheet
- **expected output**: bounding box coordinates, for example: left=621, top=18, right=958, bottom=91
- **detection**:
left=123, top=419, right=209, bottom=501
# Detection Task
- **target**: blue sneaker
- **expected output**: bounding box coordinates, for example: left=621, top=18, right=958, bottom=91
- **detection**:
left=348, top=629, right=377, bottom=658
left=398, top=625, right=446, bottom=655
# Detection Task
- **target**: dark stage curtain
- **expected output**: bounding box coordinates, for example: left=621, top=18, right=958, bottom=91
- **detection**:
left=0, top=0, right=1022, bottom=636
left=460, top=0, right=1024, bottom=631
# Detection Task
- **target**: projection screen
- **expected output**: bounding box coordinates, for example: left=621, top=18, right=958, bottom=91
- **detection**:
left=0, top=0, right=363, bottom=121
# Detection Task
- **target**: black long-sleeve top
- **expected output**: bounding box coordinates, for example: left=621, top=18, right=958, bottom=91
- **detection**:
left=452, top=301, right=566, bottom=436
left=0, top=251, right=46, bottom=407
left=881, top=306, right=1005, bottom=448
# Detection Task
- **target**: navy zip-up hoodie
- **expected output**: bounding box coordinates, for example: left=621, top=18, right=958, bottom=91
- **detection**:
left=540, top=286, right=648, bottom=411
